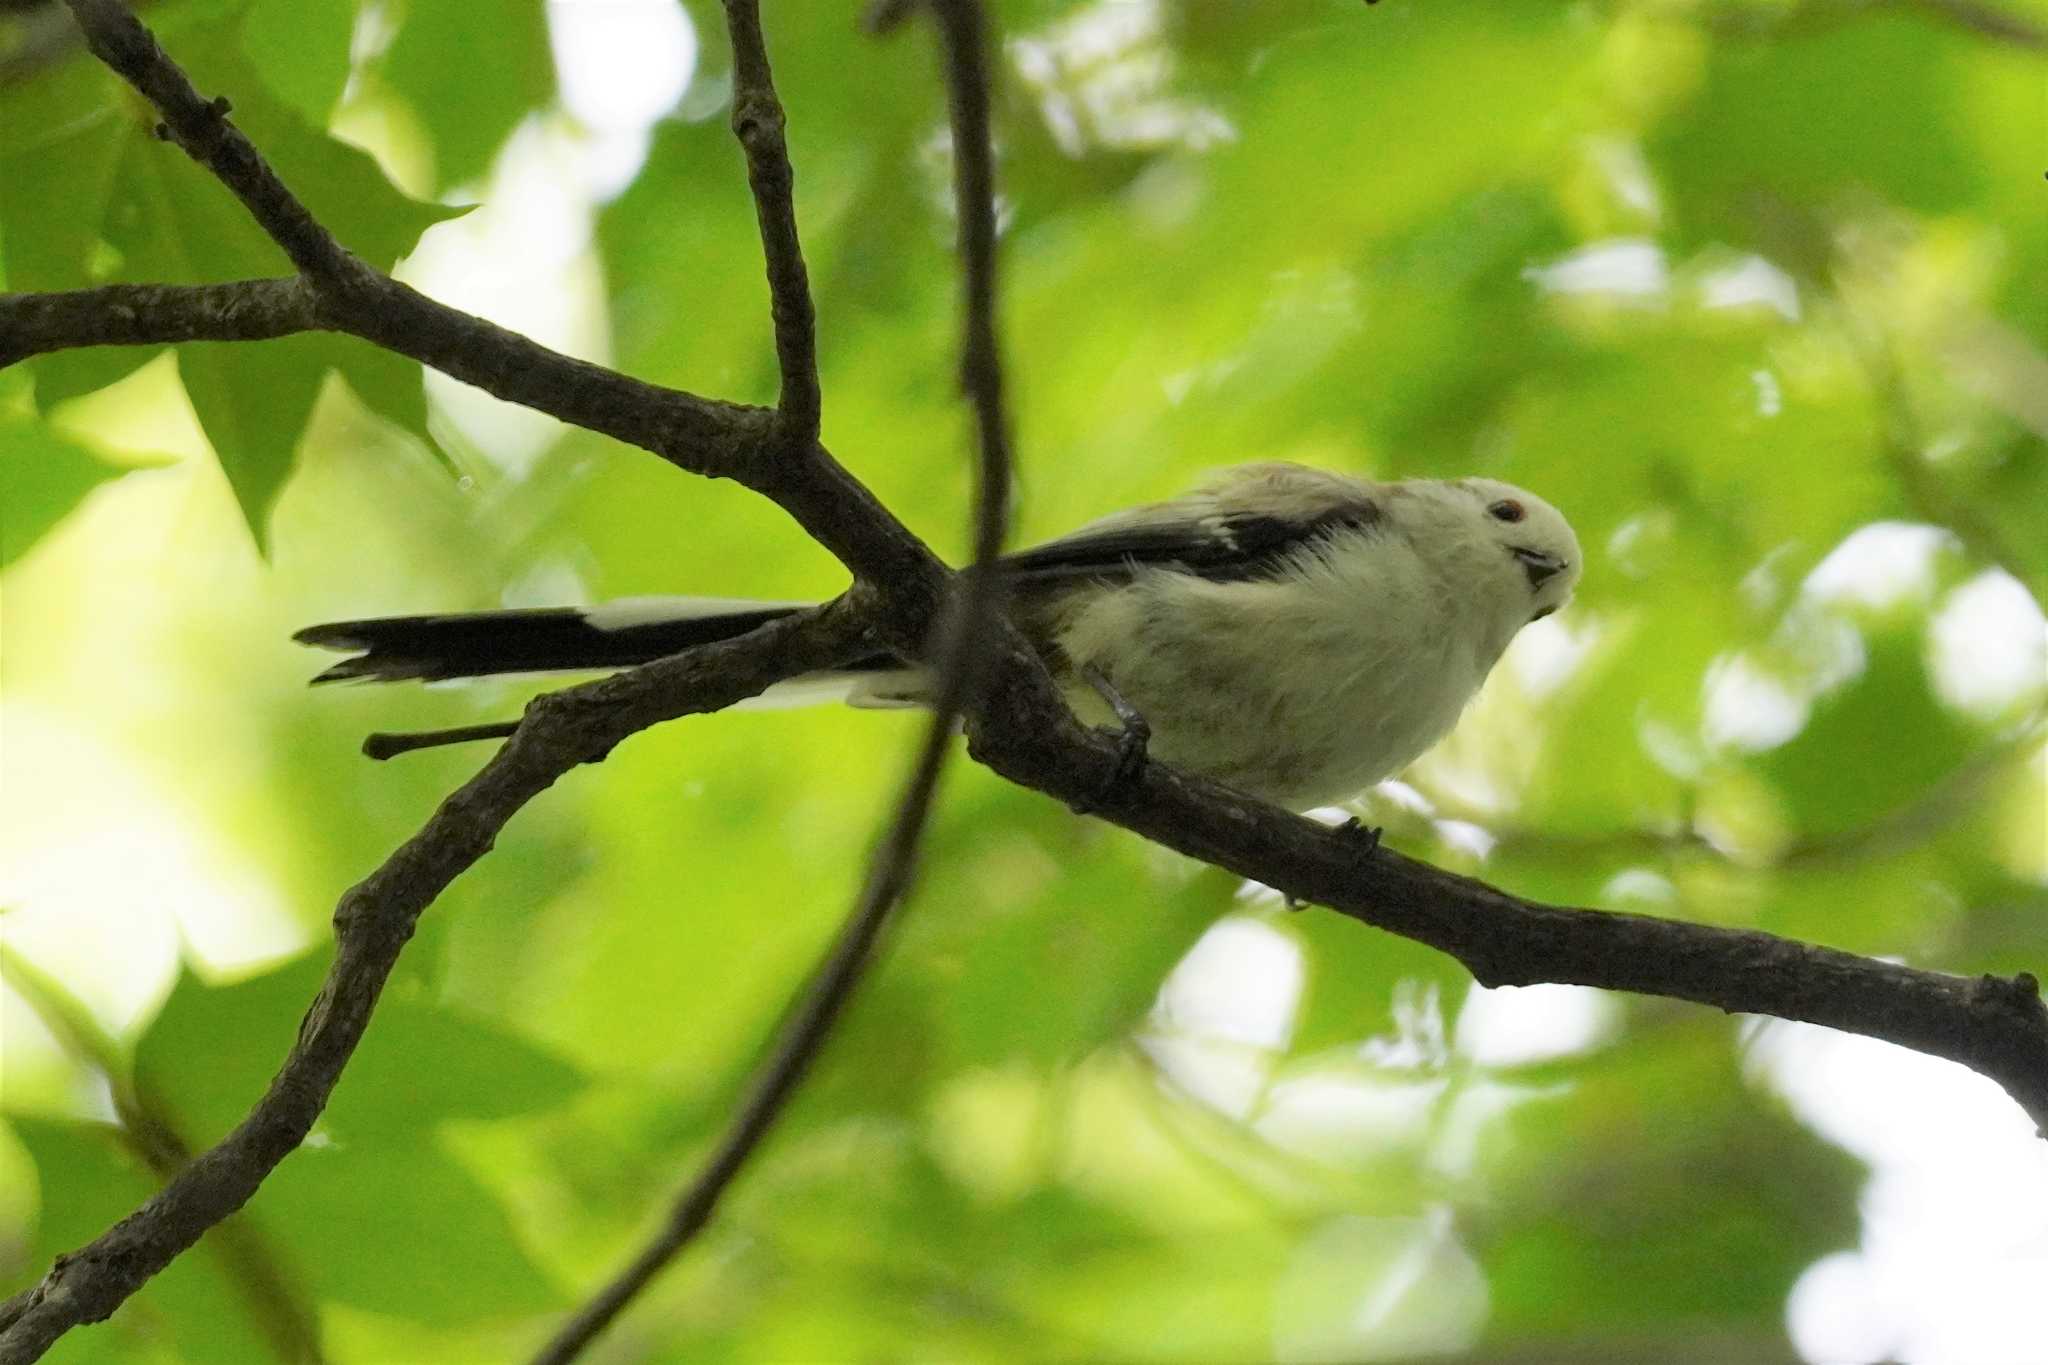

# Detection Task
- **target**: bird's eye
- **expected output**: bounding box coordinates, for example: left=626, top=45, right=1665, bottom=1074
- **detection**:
left=1488, top=499, right=1526, bottom=524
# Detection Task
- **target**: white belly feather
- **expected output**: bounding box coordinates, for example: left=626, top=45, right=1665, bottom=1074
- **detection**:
left=1051, top=546, right=1495, bottom=809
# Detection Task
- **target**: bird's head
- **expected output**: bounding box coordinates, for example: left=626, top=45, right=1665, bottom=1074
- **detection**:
left=1396, top=477, right=1582, bottom=631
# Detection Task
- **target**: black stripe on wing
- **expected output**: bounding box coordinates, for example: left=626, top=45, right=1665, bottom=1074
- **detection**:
left=295, top=605, right=801, bottom=683
left=997, top=500, right=1382, bottom=586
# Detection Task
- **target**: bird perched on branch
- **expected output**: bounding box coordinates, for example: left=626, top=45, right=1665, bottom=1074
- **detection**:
left=298, top=463, right=1580, bottom=810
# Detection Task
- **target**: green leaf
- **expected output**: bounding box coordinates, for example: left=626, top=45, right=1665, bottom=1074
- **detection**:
left=597, top=115, right=776, bottom=396
left=321, top=333, right=443, bottom=463
left=378, top=0, right=555, bottom=193
left=241, top=0, right=358, bottom=126
left=5, top=1118, right=280, bottom=1365
left=0, top=58, right=152, bottom=403
left=0, top=104, right=126, bottom=292
left=133, top=954, right=331, bottom=1145
left=0, top=46, right=120, bottom=157
left=176, top=337, right=329, bottom=551
left=150, top=13, right=466, bottom=273
left=893, top=801, right=1237, bottom=1078
left=1478, top=1019, right=1863, bottom=1345
left=1759, top=617, right=1980, bottom=838
left=25, top=347, right=166, bottom=416
left=60, top=28, right=464, bottom=538
left=1288, top=903, right=1471, bottom=1056
left=6, top=1118, right=150, bottom=1269
left=1655, top=13, right=1985, bottom=254
left=135, top=953, right=585, bottom=1147
left=254, top=1136, right=562, bottom=1323
left=0, top=416, right=132, bottom=569
left=331, top=993, right=587, bottom=1140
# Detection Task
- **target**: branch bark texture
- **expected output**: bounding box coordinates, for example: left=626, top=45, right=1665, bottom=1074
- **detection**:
left=0, top=0, right=2044, bottom=1360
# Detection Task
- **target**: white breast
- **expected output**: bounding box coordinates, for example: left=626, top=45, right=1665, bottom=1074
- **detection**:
left=1052, top=544, right=1497, bottom=809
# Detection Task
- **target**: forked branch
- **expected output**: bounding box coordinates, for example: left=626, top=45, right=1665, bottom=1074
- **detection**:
left=1, top=2, right=2045, bottom=1361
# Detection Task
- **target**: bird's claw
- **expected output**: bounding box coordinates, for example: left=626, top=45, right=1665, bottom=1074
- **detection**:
left=1337, top=815, right=1384, bottom=854
left=1111, top=712, right=1151, bottom=787
left=1280, top=818, right=1382, bottom=910
left=1069, top=663, right=1153, bottom=814
left=1068, top=715, right=1151, bottom=815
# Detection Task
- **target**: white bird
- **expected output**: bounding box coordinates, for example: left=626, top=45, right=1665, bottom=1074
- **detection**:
left=297, top=463, right=1581, bottom=810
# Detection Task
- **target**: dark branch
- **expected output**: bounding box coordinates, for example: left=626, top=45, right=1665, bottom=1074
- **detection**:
left=362, top=721, right=522, bottom=760
left=933, top=0, right=1012, bottom=552
left=530, top=4, right=1016, bottom=1359
left=966, top=697, right=2048, bottom=1125
left=721, top=0, right=822, bottom=443
left=63, top=0, right=362, bottom=283
left=0, top=604, right=874, bottom=1364
left=0, top=279, right=316, bottom=366
left=0, top=287, right=941, bottom=617
left=10, top=7, right=946, bottom=609
left=8, top=0, right=2048, bottom=1358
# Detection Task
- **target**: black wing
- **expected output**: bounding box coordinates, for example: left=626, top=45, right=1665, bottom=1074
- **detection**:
left=996, top=501, right=1382, bottom=587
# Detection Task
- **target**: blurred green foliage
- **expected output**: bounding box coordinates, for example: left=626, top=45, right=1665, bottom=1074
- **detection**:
left=2, top=0, right=2044, bottom=1361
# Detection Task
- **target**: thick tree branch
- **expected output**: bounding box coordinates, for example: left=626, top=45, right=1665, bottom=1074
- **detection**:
left=0, top=266, right=943, bottom=609
left=964, top=693, right=2048, bottom=1123
left=721, top=0, right=821, bottom=443
left=0, top=604, right=873, bottom=1364
left=0, top=279, right=317, bottom=364
left=532, top=5, right=1016, bottom=1359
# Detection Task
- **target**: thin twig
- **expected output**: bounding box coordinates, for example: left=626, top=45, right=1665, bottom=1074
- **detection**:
left=722, top=0, right=822, bottom=443
left=362, top=721, right=522, bottom=761
left=530, top=4, right=1014, bottom=1360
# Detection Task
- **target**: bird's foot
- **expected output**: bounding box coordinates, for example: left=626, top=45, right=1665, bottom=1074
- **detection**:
left=1337, top=815, right=1384, bottom=854
left=1282, top=817, right=1382, bottom=910
left=1069, top=664, right=1152, bottom=814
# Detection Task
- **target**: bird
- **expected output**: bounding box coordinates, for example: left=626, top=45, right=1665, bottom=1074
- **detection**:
left=297, top=463, right=1581, bottom=810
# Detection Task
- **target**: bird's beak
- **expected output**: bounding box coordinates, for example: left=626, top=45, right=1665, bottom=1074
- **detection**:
left=1511, top=546, right=1568, bottom=589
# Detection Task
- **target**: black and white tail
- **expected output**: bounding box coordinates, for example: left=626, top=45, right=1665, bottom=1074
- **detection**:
left=295, top=597, right=814, bottom=684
